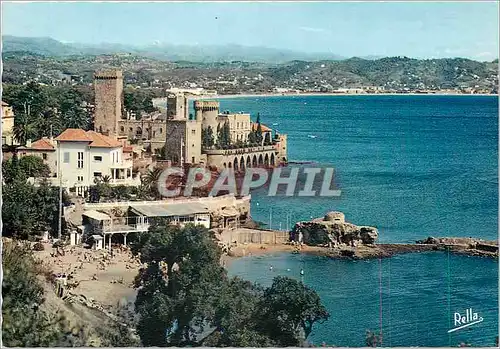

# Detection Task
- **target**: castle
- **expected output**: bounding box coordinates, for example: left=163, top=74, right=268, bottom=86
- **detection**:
left=93, top=69, right=287, bottom=171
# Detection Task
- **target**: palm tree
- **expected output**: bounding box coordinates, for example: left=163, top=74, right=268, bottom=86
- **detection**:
left=34, top=110, right=62, bottom=139
left=62, top=108, right=90, bottom=130
left=101, top=175, right=111, bottom=184
left=142, top=167, right=164, bottom=199
left=13, top=113, right=37, bottom=145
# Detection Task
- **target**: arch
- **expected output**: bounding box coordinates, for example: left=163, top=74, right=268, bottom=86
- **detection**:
left=228, top=162, right=232, bottom=168
left=258, top=154, right=264, bottom=165
left=270, top=153, right=275, bottom=166
left=264, top=154, right=269, bottom=166
left=136, top=127, right=142, bottom=136
left=252, top=155, right=257, bottom=167
left=120, top=126, right=125, bottom=133
left=160, top=128, right=163, bottom=134
left=233, top=158, right=238, bottom=171
left=223, top=162, right=227, bottom=168
left=246, top=156, right=251, bottom=168
left=240, top=157, right=245, bottom=170
left=129, top=127, right=133, bottom=132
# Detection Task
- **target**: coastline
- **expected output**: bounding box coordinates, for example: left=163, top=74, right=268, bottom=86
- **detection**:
left=222, top=240, right=498, bottom=267
left=207, top=92, right=497, bottom=99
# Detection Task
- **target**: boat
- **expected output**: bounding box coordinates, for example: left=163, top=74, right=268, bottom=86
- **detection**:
left=272, top=123, right=279, bottom=126
left=308, top=135, right=317, bottom=139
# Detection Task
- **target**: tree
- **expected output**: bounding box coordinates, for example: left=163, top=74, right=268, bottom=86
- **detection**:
left=2, top=241, right=74, bottom=346
left=2, top=154, right=27, bottom=184
left=2, top=179, right=39, bottom=239
left=2, top=171, right=69, bottom=239
left=248, top=131, right=257, bottom=145
left=255, top=113, right=263, bottom=145
left=18, top=155, right=51, bottom=178
left=264, top=132, right=272, bottom=145
left=256, top=276, right=330, bottom=346
left=132, top=222, right=226, bottom=346
left=132, top=224, right=330, bottom=347
left=13, top=113, right=37, bottom=145
left=202, top=126, right=215, bottom=149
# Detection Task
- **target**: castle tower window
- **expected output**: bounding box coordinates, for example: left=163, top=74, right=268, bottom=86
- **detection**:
left=160, top=128, right=163, bottom=134
left=120, top=126, right=125, bottom=132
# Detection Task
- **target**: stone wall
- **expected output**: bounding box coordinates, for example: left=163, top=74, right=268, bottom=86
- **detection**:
left=219, top=228, right=289, bottom=245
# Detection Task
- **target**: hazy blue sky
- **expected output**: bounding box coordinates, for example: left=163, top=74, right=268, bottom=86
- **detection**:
left=2, top=1, right=498, bottom=60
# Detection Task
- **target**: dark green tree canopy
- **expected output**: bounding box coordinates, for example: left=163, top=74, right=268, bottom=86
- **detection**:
left=131, top=223, right=329, bottom=347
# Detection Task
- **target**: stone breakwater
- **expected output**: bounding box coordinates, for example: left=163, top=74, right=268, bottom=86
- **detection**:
left=232, top=212, right=498, bottom=260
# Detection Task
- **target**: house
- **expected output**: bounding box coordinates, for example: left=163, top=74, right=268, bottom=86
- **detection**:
left=17, top=137, right=58, bottom=175
left=55, top=129, right=139, bottom=195
left=25, top=129, right=139, bottom=195
left=1, top=101, right=16, bottom=146
left=81, top=202, right=212, bottom=250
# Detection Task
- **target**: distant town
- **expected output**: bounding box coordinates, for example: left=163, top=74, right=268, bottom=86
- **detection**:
left=3, top=50, right=498, bottom=96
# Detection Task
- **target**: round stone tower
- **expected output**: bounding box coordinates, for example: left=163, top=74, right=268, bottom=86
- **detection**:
left=194, top=100, right=220, bottom=131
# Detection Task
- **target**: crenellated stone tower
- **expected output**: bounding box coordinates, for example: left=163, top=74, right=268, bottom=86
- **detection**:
left=94, top=70, right=123, bottom=137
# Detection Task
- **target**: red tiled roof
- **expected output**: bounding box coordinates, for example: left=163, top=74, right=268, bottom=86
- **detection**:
left=86, top=130, right=122, bottom=148
left=31, top=137, right=56, bottom=151
left=55, top=129, right=122, bottom=148
left=55, top=128, right=92, bottom=142
left=123, top=145, right=133, bottom=153
left=251, top=123, right=272, bottom=132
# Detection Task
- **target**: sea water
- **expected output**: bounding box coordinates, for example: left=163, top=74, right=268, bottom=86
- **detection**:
left=228, top=252, right=498, bottom=347
left=218, top=95, right=498, bottom=346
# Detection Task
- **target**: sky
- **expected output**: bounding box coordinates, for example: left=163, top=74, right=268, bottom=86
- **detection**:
left=1, top=1, right=499, bottom=60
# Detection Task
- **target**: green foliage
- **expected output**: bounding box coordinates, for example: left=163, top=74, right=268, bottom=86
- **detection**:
left=255, top=113, right=263, bottom=145
left=13, top=113, right=37, bottom=145
left=216, top=121, right=231, bottom=149
left=3, top=82, right=91, bottom=144
left=132, top=223, right=226, bottom=346
left=132, top=223, right=329, bottom=347
left=248, top=130, right=257, bottom=145
left=2, top=241, right=67, bottom=346
left=124, top=87, right=159, bottom=117
left=264, top=132, right=272, bottom=146
left=202, top=126, right=215, bottom=148
left=2, top=174, right=69, bottom=239
left=257, top=276, right=329, bottom=346
left=17, top=155, right=51, bottom=178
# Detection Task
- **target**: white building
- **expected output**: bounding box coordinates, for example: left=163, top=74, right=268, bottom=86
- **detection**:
left=24, top=129, right=138, bottom=195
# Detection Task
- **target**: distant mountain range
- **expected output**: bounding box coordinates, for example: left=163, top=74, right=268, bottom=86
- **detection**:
left=2, top=35, right=368, bottom=63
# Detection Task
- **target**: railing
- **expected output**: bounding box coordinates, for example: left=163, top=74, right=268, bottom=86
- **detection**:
left=109, top=177, right=141, bottom=186
left=84, top=193, right=251, bottom=209
left=94, top=216, right=150, bottom=234
left=203, top=145, right=277, bottom=156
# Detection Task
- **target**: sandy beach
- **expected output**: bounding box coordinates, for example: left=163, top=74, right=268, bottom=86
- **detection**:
left=34, top=243, right=140, bottom=307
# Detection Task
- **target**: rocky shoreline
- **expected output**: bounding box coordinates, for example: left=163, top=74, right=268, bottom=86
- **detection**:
left=224, top=238, right=498, bottom=263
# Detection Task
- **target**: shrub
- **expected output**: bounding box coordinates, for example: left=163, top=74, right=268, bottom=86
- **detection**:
left=33, top=242, right=45, bottom=251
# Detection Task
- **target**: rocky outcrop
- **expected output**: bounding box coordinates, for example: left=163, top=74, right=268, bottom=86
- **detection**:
left=290, top=211, right=378, bottom=247
left=416, top=236, right=498, bottom=257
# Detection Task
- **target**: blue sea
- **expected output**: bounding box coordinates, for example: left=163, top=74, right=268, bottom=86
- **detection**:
left=218, top=95, right=499, bottom=347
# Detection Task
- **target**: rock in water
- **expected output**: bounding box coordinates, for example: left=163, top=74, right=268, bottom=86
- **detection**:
left=290, top=211, right=378, bottom=246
